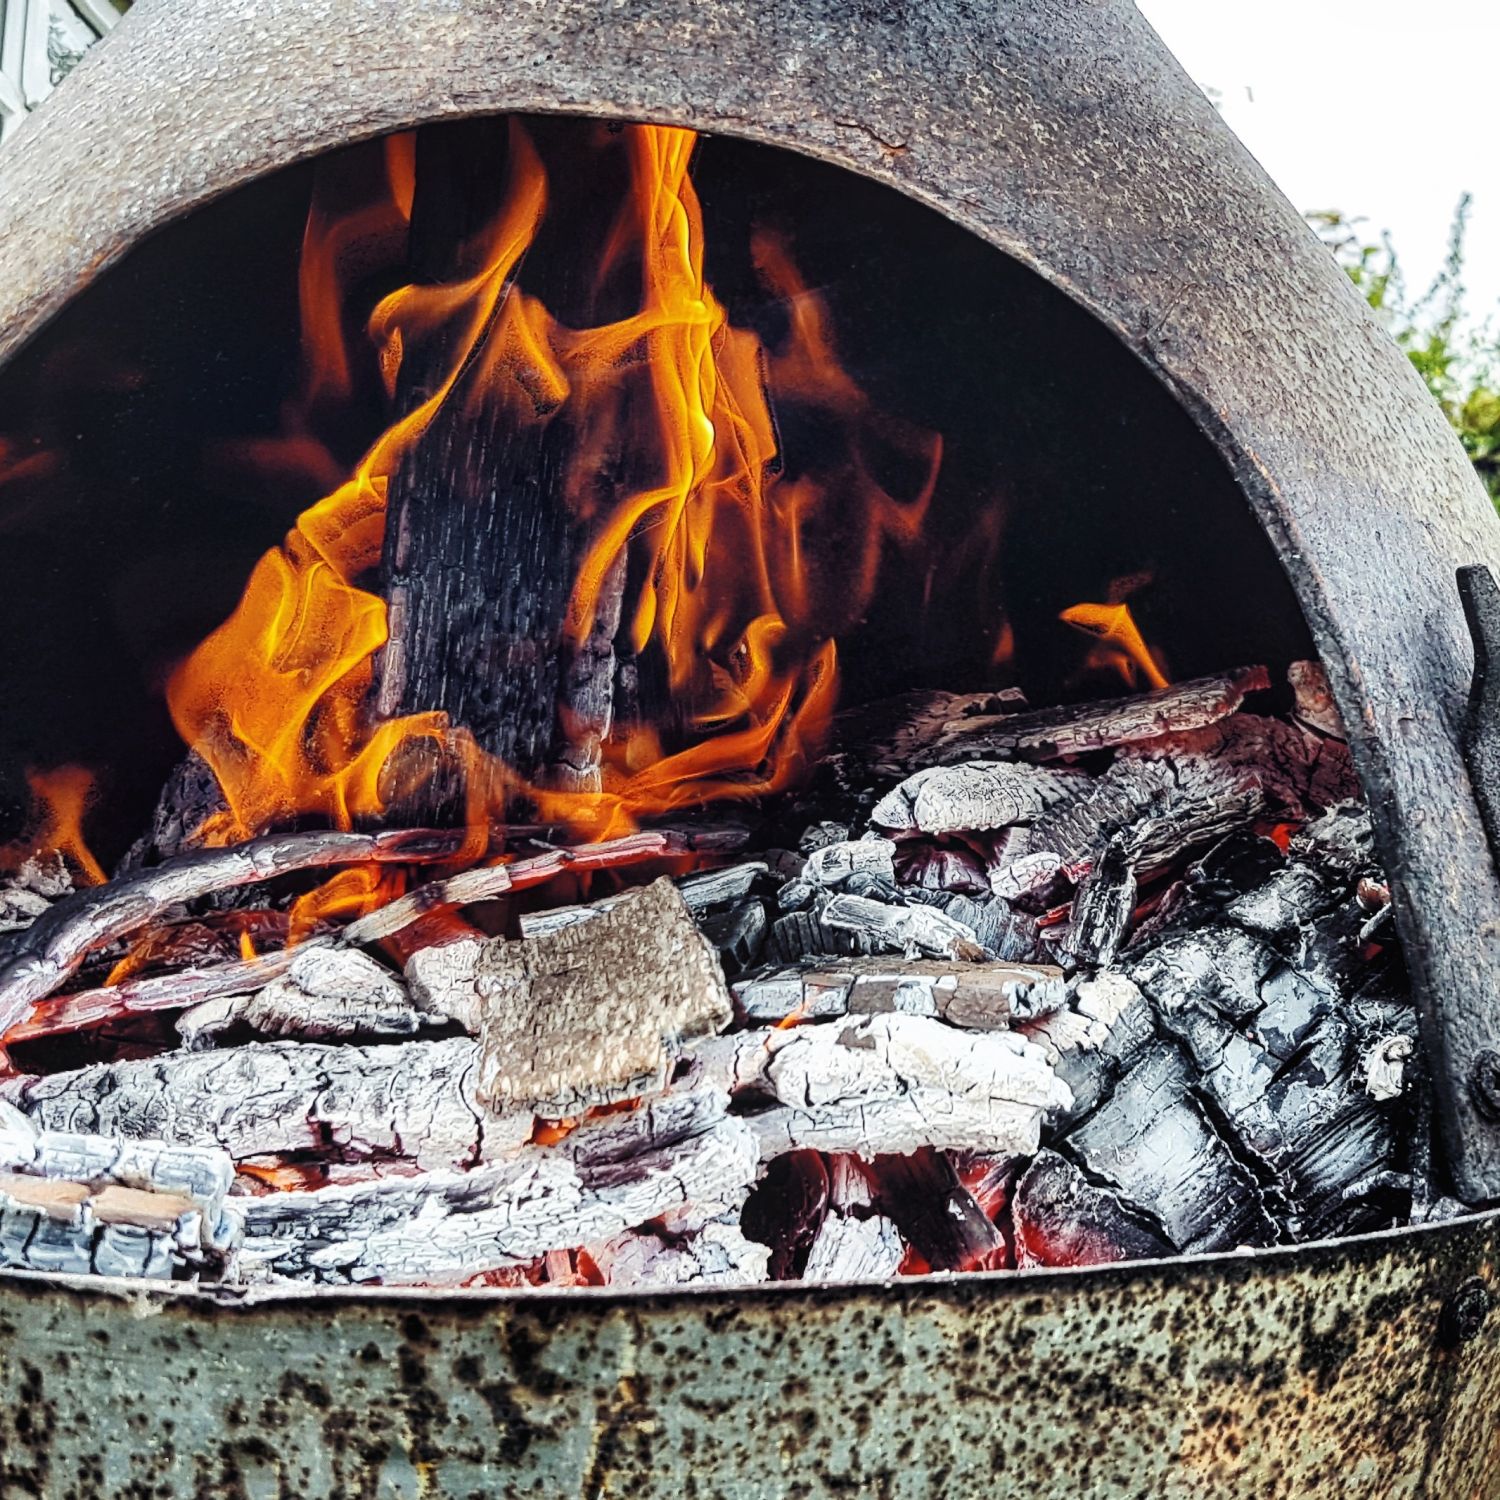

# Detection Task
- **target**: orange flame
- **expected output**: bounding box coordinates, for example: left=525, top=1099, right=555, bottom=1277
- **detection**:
left=1059, top=601, right=1170, bottom=691
left=4, top=766, right=106, bottom=886
left=167, top=122, right=939, bottom=914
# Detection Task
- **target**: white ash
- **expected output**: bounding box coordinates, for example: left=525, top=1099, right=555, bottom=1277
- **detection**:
left=820, top=893, right=984, bottom=960
left=237, top=1116, right=758, bottom=1285
left=1364, top=1035, right=1414, bottom=1102
left=178, top=945, right=422, bottom=1048
left=588, top=1212, right=771, bottom=1288
left=745, top=1012, right=1072, bottom=1159
left=871, top=761, right=1078, bottom=835
left=405, top=938, right=485, bottom=1032
left=802, top=1212, right=905, bottom=1281
left=988, top=849, right=1066, bottom=903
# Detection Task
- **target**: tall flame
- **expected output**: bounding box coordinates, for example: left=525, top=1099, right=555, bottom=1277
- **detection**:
left=167, top=122, right=937, bottom=867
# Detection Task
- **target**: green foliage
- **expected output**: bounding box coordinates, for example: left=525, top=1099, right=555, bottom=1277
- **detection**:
left=1310, top=198, right=1500, bottom=507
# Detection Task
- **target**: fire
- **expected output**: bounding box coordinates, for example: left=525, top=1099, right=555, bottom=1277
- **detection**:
left=1059, top=600, right=1169, bottom=692
left=2, top=766, right=106, bottom=887
left=165, top=120, right=938, bottom=899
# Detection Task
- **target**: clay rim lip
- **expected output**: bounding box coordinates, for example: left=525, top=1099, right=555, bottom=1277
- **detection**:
left=1, top=1202, right=1493, bottom=1310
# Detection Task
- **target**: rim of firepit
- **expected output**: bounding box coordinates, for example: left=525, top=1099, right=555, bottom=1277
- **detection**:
left=2, top=1205, right=1495, bottom=1308
left=3, top=0, right=1500, bottom=1200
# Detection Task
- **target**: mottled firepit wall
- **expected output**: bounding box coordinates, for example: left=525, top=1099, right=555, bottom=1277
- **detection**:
left=0, top=0, right=1496, bottom=1494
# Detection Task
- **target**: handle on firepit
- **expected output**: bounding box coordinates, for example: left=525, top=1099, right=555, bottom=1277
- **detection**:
left=1459, top=565, right=1500, bottom=865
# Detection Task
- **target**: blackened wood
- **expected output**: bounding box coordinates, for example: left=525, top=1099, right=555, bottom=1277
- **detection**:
left=1059, top=835, right=1135, bottom=969
left=740, top=1149, right=830, bottom=1279
left=374, top=119, right=578, bottom=807
left=872, top=1148, right=1006, bottom=1272
left=1011, top=1150, right=1174, bottom=1268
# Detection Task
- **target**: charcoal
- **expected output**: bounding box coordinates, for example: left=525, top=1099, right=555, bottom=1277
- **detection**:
left=588, top=1215, right=771, bottom=1287
left=1363, top=1034, right=1414, bottom=1101
left=803, top=839, right=896, bottom=887
left=803, top=1210, right=904, bottom=1280
left=797, top=822, right=850, bottom=854
left=1060, top=836, right=1136, bottom=970
left=873, top=1148, right=1006, bottom=1272
left=820, top=893, right=984, bottom=960
left=1022, top=972, right=1155, bottom=1123
left=775, top=878, right=818, bottom=913
left=896, top=844, right=991, bottom=896
left=740, top=1150, right=830, bottom=1278
left=698, top=900, right=767, bottom=975
left=988, top=849, right=1065, bottom=904
left=765, top=909, right=875, bottom=964
left=1065, top=1048, right=1279, bottom=1253
left=871, top=762, right=1079, bottom=836
left=1223, top=862, right=1334, bottom=943
left=675, top=861, right=770, bottom=913
left=1012, top=1150, right=1174, bottom=1268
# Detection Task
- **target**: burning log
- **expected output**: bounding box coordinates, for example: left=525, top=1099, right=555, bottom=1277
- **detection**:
left=5, top=948, right=300, bottom=1045
left=1058, top=834, right=1136, bottom=969
left=1, top=1036, right=533, bottom=1170
left=0, top=827, right=463, bottom=1037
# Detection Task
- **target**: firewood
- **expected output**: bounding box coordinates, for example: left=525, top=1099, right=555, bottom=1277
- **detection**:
left=0, top=827, right=463, bottom=1036
left=743, top=1012, right=1071, bottom=1159
left=1058, top=834, right=1136, bottom=969
left=177, top=946, right=424, bottom=1048
left=5, top=947, right=301, bottom=1044
left=834, top=666, right=1268, bottom=774
left=473, top=878, right=732, bottom=1117
left=733, top=956, right=1060, bottom=1029
left=1, top=1037, right=534, bottom=1170
left=1020, top=972, right=1155, bottom=1123
left=237, top=1116, right=759, bottom=1285
left=802, top=839, right=897, bottom=886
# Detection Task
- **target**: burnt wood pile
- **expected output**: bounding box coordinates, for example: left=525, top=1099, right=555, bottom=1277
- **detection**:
left=0, top=661, right=1470, bottom=1288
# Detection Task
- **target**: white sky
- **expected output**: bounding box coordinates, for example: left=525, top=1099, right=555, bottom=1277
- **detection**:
left=1137, top=0, right=1500, bottom=320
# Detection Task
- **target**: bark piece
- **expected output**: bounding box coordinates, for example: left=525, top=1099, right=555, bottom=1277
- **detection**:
left=1012, top=1150, right=1174, bottom=1268
left=177, top=946, right=422, bottom=1049
left=474, top=878, right=732, bottom=1117
left=0, top=827, right=461, bottom=1034
left=1288, top=660, right=1345, bottom=739
left=871, top=762, right=1079, bottom=835
left=820, top=894, right=984, bottom=960
left=2, top=1037, right=533, bottom=1171
left=745, top=1012, right=1071, bottom=1159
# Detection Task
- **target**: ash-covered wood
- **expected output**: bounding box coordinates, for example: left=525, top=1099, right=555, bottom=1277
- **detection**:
left=1058, top=835, right=1136, bottom=969
left=1, top=1037, right=532, bottom=1170
left=871, top=762, right=1078, bottom=835
left=474, top=879, right=731, bottom=1117
left=0, top=827, right=461, bottom=1037
left=820, top=894, right=985, bottom=960
left=1011, top=1150, right=1174, bottom=1268
left=177, top=946, right=423, bottom=1049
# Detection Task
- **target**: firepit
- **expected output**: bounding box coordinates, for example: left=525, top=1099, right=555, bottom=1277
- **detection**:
left=0, top=0, right=1496, bottom=1493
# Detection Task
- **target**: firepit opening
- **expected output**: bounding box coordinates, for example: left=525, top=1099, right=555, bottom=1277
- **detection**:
left=0, top=114, right=1462, bottom=1290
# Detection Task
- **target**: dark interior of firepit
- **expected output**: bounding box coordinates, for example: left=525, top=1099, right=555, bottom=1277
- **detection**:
left=0, top=114, right=1312, bottom=863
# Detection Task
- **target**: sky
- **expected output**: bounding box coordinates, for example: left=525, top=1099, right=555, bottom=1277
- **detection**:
left=1136, top=0, right=1500, bottom=321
